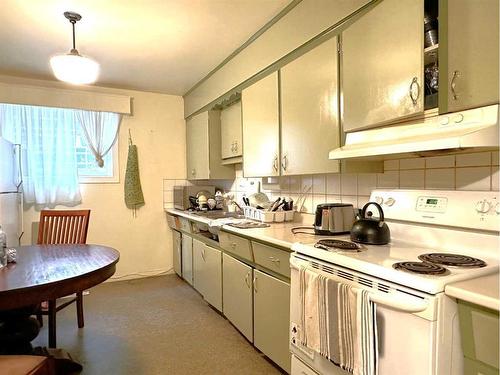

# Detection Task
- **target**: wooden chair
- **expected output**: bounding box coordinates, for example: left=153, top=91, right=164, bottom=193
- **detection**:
left=36, top=209, right=91, bottom=348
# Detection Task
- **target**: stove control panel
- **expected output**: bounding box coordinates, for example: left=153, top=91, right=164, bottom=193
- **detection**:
left=370, top=190, right=500, bottom=231
left=416, top=196, right=448, bottom=213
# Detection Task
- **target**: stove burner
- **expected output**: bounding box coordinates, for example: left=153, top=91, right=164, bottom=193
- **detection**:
left=393, top=261, right=449, bottom=275
left=314, top=239, right=363, bottom=252
left=418, top=253, right=487, bottom=268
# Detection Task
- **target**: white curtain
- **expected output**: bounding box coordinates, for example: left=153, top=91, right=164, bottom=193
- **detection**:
left=0, top=103, right=81, bottom=208
left=75, top=110, right=121, bottom=167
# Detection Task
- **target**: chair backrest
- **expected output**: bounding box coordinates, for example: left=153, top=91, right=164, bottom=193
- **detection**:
left=37, top=210, right=91, bottom=245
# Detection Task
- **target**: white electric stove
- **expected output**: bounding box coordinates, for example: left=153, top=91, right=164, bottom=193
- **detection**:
left=290, top=189, right=500, bottom=375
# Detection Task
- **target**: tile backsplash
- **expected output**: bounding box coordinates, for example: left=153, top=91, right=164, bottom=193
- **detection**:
left=163, top=151, right=499, bottom=212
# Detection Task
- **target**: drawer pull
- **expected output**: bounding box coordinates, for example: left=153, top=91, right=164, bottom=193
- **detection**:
left=231, top=242, right=237, bottom=248
left=269, top=256, right=280, bottom=266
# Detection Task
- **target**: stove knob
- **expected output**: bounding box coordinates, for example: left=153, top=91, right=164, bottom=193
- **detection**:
left=385, top=197, right=395, bottom=206
left=475, top=200, right=491, bottom=214
left=375, top=196, right=384, bottom=205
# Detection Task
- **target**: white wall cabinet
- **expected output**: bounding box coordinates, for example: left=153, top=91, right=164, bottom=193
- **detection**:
left=186, top=110, right=234, bottom=180
left=172, top=230, right=182, bottom=277
left=280, top=37, right=340, bottom=175
left=342, top=0, right=424, bottom=132
left=253, top=269, right=291, bottom=373
left=440, top=0, right=499, bottom=114
left=242, top=72, right=280, bottom=178
left=181, top=234, right=193, bottom=285
left=220, top=101, right=243, bottom=160
left=222, top=253, right=253, bottom=342
left=193, top=239, right=222, bottom=312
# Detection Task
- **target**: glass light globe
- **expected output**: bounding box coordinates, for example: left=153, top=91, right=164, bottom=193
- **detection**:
left=50, top=50, right=100, bottom=85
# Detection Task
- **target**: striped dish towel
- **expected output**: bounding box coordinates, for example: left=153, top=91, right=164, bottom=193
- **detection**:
left=296, top=265, right=378, bottom=375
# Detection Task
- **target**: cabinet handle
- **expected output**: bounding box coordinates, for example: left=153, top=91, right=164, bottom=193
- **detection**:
left=451, top=70, right=460, bottom=100
left=253, top=276, right=258, bottom=293
left=230, top=242, right=237, bottom=248
left=201, top=248, right=206, bottom=262
left=281, top=155, right=288, bottom=172
left=231, top=142, right=236, bottom=153
left=233, top=141, right=238, bottom=153
left=273, top=156, right=279, bottom=172
left=409, top=77, right=420, bottom=105
left=191, top=169, right=196, bottom=176
left=244, top=271, right=251, bottom=289
left=269, top=256, right=280, bottom=266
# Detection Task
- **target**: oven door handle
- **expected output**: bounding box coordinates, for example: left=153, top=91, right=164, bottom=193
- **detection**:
left=369, top=293, right=428, bottom=313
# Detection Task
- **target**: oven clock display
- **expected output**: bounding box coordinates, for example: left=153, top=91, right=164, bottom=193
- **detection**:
left=416, top=196, right=447, bottom=213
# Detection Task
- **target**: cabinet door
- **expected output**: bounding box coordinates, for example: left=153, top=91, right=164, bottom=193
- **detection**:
left=186, top=112, right=209, bottom=180
left=181, top=235, right=193, bottom=285
left=202, top=245, right=222, bottom=312
left=343, top=0, right=424, bottom=132
left=280, top=37, right=340, bottom=175
left=172, top=230, right=182, bottom=277
left=441, top=0, right=499, bottom=113
left=222, top=253, right=253, bottom=341
left=253, top=269, right=291, bottom=373
left=242, top=72, right=280, bottom=177
left=221, top=101, right=243, bottom=159
left=192, top=238, right=206, bottom=295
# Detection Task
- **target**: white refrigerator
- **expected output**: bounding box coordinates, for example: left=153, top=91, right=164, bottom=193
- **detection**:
left=0, top=137, right=22, bottom=247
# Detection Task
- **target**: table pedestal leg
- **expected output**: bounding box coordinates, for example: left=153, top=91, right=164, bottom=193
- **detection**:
left=0, top=305, right=40, bottom=354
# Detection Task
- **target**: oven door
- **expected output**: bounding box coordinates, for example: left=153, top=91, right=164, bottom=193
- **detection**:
left=289, top=254, right=456, bottom=375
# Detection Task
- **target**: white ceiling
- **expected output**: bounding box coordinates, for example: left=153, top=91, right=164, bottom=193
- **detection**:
left=0, top=0, right=290, bottom=95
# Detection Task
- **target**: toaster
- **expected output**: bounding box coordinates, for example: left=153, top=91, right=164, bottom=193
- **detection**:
left=314, top=203, right=356, bottom=235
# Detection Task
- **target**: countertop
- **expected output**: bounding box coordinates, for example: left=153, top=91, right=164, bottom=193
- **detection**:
left=445, top=273, right=500, bottom=311
left=165, top=208, right=322, bottom=250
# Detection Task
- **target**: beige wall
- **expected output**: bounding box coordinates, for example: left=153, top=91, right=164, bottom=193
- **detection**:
left=0, top=76, right=186, bottom=280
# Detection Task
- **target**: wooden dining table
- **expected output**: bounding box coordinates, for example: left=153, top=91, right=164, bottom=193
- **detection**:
left=0, top=244, right=120, bottom=354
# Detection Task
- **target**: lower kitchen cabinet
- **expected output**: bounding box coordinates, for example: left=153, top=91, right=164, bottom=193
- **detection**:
left=193, top=239, right=222, bottom=312
left=181, top=234, right=193, bottom=285
left=172, top=230, right=182, bottom=277
left=222, top=253, right=253, bottom=342
left=253, top=269, right=291, bottom=373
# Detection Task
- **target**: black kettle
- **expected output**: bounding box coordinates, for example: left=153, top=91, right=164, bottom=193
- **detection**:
left=350, top=202, right=390, bottom=245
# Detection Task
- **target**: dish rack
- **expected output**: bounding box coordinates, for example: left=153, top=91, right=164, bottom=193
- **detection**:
left=242, top=206, right=295, bottom=223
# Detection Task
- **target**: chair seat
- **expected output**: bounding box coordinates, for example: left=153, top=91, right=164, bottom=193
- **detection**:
left=0, top=355, right=53, bottom=375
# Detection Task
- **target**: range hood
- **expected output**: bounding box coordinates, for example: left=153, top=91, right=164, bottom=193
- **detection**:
left=330, top=104, right=499, bottom=160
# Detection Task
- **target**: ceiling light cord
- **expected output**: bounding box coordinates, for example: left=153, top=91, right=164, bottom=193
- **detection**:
left=71, top=20, right=76, bottom=51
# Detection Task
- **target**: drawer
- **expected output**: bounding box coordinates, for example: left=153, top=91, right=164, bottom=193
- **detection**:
left=458, top=301, right=499, bottom=369
left=219, top=231, right=253, bottom=262
left=464, top=357, right=498, bottom=375
left=166, top=214, right=180, bottom=230
left=291, top=355, right=318, bottom=375
left=252, top=241, right=290, bottom=278
left=179, top=217, right=192, bottom=233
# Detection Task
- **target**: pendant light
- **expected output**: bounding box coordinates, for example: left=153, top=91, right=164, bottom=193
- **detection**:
left=50, top=11, right=99, bottom=85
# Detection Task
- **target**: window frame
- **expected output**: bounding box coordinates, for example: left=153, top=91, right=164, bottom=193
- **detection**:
left=77, top=138, right=120, bottom=184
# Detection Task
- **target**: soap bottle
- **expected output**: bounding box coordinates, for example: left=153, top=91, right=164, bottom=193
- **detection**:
left=0, top=225, right=7, bottom=268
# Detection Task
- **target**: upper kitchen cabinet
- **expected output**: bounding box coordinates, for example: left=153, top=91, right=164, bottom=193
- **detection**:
left=220, top=101, right=243, bottom=162
left=242, top=72, right=280, bottom=178
left=186, top=110, right=235, bottom=180
left=280, top=37, right=340, bottom=175
left=343, top=0, right=424, bottom=132
left=439, top=0, right=499, bottom=113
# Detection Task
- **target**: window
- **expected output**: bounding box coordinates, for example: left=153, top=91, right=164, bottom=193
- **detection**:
left=76, top=125, right=119, bottom=183
left=0, top=103, right=120, bottom=208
